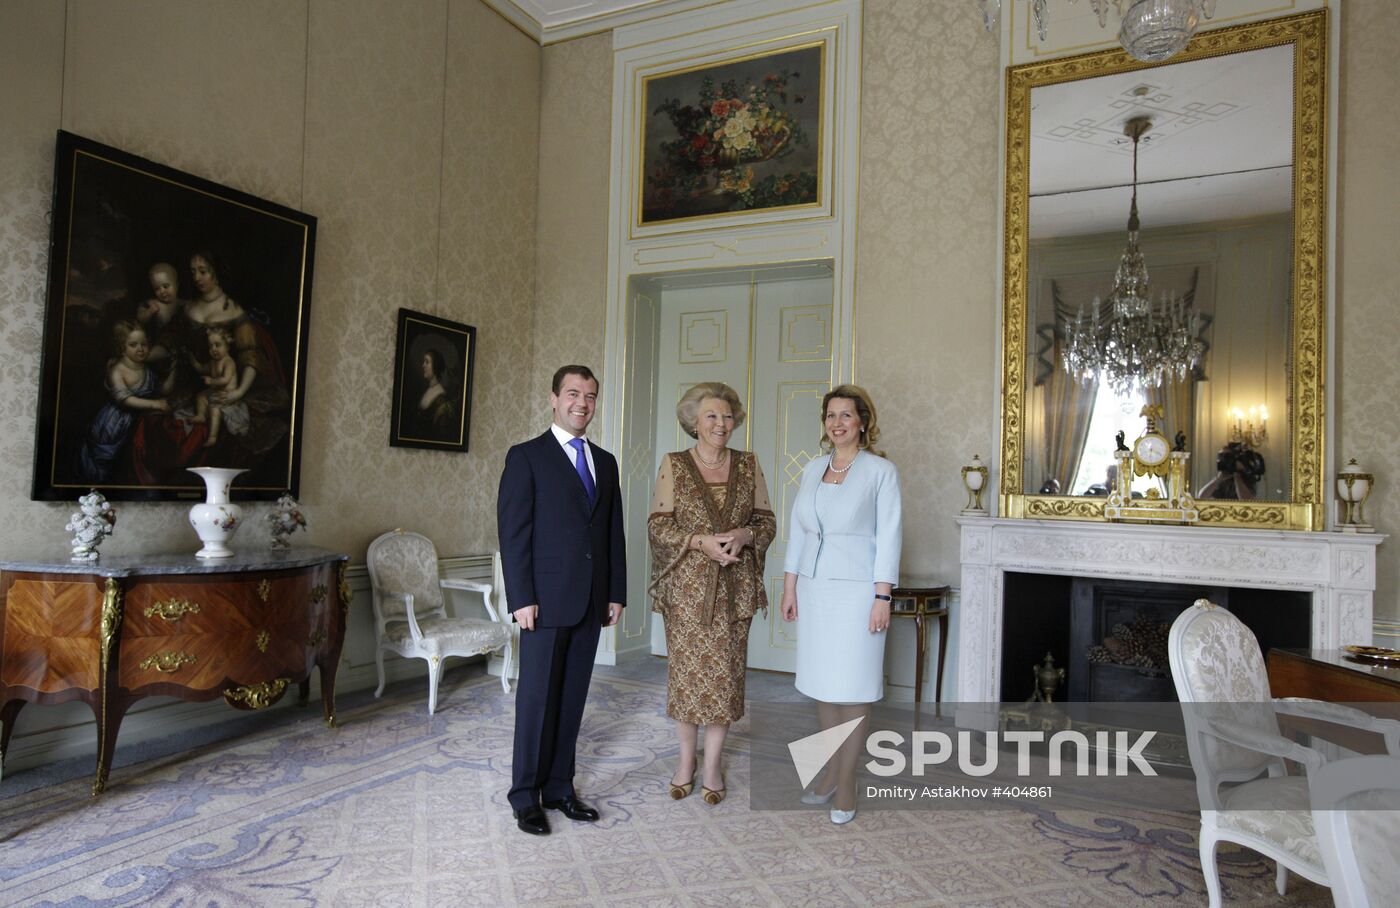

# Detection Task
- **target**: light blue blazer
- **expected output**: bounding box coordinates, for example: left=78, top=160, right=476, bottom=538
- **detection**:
left=783, top=452, right=902, bottom=583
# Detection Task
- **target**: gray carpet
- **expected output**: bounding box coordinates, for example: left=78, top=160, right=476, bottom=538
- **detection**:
left=0, top=657, right=1328, bottom=906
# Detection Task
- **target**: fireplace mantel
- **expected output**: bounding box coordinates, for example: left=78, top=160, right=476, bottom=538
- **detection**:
left=956, top=517, right=1385, bottom=704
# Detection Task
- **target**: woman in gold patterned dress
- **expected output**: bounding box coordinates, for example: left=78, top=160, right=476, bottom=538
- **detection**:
left=648, top=382, right=776, bottom=805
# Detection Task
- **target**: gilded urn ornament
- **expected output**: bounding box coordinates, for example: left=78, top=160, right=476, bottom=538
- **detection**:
left=1336, top=458, right=1374, bottom=533
left=1031, top=652, right=1066, bottom=704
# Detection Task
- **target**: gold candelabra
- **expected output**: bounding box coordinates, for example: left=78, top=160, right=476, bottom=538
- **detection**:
left=1228, top=405, right=1268, bottom=448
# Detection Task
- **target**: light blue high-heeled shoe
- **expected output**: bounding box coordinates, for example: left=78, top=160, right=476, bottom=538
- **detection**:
left=800, top=784, right=837, bottom=805
left=830, top=807, right=856, bottom=825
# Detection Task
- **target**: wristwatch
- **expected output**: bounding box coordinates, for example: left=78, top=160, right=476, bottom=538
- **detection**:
left=874, top=594, right=892, bottom=602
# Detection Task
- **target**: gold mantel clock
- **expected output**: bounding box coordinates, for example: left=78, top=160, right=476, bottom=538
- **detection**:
left=1105, top=405, right=1198, bottom=525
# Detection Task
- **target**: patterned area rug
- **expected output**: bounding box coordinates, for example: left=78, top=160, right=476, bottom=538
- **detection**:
left=0, top=670, right=1330, bottom=907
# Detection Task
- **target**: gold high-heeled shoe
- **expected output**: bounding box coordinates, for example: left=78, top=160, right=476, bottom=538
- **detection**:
left=701, top=777, right=726, bottom=805
left=668, top=775, right=695, bottom=800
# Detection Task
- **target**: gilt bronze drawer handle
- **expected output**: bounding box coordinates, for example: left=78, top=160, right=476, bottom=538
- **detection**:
left=223, top=678, right=290, bottom=710
left=144, top=599, right=201, bottom=622
left=257, top=579, right=272, bottom=602
left=139, top=651, right=196, bottom=673
left=255, top=630, right=270, bottom=653
left=338, top=564, right=352, bottom=615
left=311, top=584, right=328, bottom=604
left=306, top=630, right=326, bottom=648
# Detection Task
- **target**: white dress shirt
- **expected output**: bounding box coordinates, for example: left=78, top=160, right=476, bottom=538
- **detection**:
left=551, top=422, right=596, bottom=482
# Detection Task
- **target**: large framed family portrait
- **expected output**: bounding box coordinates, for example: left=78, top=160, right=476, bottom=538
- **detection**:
left=637, top=40, right=826, bottom=231
left=388, top=309, right=476, bottom=453
left=32, top=131, right=317, bottom=501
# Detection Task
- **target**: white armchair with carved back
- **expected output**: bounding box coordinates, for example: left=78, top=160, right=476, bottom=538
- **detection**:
left=366, top=530, right=512, bottom=714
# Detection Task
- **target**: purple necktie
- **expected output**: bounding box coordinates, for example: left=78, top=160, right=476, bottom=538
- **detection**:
left=569, top=437, right=596, bottom=504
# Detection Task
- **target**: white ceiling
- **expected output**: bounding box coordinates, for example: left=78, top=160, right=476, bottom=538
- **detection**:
left=1029, top=43, right=1295, bottom=239
left=510, top=0, right=666, bottom=28
left=484, top=0, right=716, bottom=41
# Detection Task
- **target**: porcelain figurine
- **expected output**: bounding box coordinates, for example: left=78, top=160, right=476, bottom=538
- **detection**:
left=65, top=489, right=116, bottom=561
left=267, top=492, right=307, bottom=549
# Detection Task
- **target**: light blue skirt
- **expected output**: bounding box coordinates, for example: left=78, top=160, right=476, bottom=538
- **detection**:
left=794, top=574, right=886, bottom=703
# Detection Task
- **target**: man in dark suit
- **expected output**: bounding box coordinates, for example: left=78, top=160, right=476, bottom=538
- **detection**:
left=497, top=364, right=625, bottom=836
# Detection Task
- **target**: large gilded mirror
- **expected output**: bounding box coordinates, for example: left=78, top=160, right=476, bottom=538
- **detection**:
left=999, top=11, right=1327, bottom=531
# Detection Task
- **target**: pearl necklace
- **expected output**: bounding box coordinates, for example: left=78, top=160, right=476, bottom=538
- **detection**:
left=694, top=446, right=729, bottom=469
left=829, top=451, right=859, bottom=473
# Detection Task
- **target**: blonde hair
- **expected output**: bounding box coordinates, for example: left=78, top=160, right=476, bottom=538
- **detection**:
left=111, top=319, right=145, bottom=356
left=676, top=382, right=745, bottom=439
left=821, top=384, right=884, bottom=456
left=206, top=325, right=235, bottom=347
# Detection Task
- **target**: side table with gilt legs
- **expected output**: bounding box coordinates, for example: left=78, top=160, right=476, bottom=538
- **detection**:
left=891, top=582, right=951, bottom=709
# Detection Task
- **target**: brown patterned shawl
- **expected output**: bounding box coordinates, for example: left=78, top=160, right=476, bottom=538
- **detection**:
left=647, top=450, right=776, bottom=625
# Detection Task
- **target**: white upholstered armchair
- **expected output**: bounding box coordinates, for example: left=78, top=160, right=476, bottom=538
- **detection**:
left=366, top=530, right=512, bottom=714
left=1310, top=755, right=1400, bottom=908
left=1168, top=599, right=1400, bottom=908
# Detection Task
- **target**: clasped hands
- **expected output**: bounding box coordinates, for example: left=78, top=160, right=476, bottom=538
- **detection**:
left=693, top=529, right=753, bottom=566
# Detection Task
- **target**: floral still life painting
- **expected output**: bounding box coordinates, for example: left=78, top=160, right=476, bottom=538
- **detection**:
left=639, top=43, right=823, bottom=227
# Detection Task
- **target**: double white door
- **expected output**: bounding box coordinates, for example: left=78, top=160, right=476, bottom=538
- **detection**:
left=647, top=272, right=833, bottom=672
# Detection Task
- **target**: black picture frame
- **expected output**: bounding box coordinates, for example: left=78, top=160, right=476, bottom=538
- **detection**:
left=389, top=309, right=476, bottom=453
left=32, top=131, right=317, bottom=501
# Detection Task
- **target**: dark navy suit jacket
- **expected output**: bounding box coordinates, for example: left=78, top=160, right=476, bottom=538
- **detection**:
left=497, top=430, right=626, bottom=627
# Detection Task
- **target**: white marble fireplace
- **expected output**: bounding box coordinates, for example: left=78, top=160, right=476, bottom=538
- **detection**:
left=957, top=517, right=1385, bottom=704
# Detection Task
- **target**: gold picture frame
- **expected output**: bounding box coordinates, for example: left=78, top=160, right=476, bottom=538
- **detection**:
left=998, top=11, right=1328, bottom=531
left=33, top=130, right=317, bottom=501
left=634, top=37, right=828, bottom=233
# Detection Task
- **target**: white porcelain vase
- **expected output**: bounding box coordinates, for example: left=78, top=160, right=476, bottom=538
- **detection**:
left=188, top=467, right=247, bottom=558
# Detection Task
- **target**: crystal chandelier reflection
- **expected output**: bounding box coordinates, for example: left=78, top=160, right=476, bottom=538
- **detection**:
left=1061, top=117, right=1205, bottom=398
left=977, top=0, right=1218, bottom=62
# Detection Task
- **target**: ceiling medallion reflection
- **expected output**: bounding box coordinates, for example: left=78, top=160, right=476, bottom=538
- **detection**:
left=1060, top=117, right=1205, bottom=398
left=978, top=0, right=1218, bottom=62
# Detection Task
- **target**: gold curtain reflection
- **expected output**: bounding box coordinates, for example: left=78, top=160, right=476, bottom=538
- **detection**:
left=1146, top=376, right=1195, bottom=457
left=1044, top=342, right=1097, bottom=492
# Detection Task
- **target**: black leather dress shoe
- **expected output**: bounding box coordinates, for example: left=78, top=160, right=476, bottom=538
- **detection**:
left=541, top=795, right=600, bottom=822
left=514, top=805, right=551, bottom=836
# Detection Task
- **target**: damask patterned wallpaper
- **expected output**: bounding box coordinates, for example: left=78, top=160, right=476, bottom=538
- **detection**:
left=1, top=0, right=1396, bottom=624
left=1336, top=0, right=1400, bottom=624
left=527, top=0, right=1400, bottom=624
left=854, top=0, right=1001, bottom=584
left=526, top=2, right=1002, bottom=592
left=0, top=0, right=540, bottom=562
left=532, top=34, right=614, bottom=409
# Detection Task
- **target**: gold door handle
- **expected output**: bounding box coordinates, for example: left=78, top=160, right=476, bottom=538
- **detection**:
left=144, top=599, right=201, bottom=622
left=139, top=651, right=196, bottom=673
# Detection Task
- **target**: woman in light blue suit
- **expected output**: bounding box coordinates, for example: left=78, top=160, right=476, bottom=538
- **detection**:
left=781, top=384, right=901, bottom=825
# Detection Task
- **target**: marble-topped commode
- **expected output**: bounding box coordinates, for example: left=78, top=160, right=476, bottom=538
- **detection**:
left=1, top=547, right=350, bottom=795
left=0, top=545, right=347, bottom=577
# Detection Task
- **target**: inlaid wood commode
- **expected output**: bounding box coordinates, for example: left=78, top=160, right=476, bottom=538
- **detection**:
left=0, top=548, right=349, bottom=794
